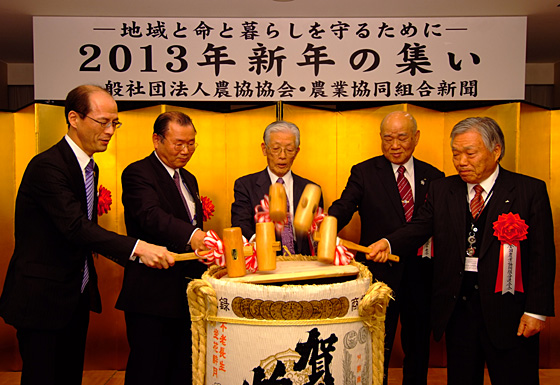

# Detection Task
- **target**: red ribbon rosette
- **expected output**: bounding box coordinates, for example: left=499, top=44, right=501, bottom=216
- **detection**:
left=254, top=194, right=288, bottom=233
left=201, top=196, right=215, bottom=222
left=97, top=185, right=112, bottom=216
left=333, top=244, right=354, bottom=266
left=492, top=212, right=528, bottom=294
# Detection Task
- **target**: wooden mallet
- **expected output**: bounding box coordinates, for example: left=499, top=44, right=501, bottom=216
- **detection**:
left=268, top=182, right=287, bottom=222
left=315, top=216, right=400, bottom=263
left=293, top=183, right=322, bottom=236
left=255, top=222, right=281, bottom=271
left=173, top=228, right=254, bottom=278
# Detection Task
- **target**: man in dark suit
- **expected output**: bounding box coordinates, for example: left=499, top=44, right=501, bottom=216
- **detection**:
left=370, top=117, right=555, bottom=385
left=117, top=111, right=208, bottom=385
left=328, top=111, right=444, bottom=385
left=0, top=85, right=175, bottom=385
left=231, top=121, right=323, bottom=256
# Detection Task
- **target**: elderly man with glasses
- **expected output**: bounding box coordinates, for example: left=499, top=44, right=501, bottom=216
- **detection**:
left=117, top=111, right=208, bottom=385
left=231, top=120, right=323, bottom=256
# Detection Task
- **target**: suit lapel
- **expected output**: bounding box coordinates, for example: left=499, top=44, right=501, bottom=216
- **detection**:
left=148, top=153, right=191, bottom=222
left=448, top=177, right=468, bottom=263
left=255, top=169, right=272, bottom=202
left=179, top=168, right=202, bottom=226
left=57, top=139, right=89, bottom=217
left=479, top=168, right=515, bottom=259
left=413, top=159, right=430, bottom=214
left=92, top=164, right=99, bottom=222
left=292, top=173, right=306, bottom=210
left=376, top=157, right=406, bottom=221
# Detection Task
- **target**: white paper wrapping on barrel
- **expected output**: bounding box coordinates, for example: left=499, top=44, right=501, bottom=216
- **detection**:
left=205, top=274, right=373, bottom=385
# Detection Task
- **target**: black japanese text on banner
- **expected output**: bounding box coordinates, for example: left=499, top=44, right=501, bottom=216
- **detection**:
left=33, top=17, right=526, bottom=101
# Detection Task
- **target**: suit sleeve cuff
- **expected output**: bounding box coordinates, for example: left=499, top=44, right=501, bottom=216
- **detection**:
left=130, top=239, right=140, bottom=263
left=382, top=238, right=392, bottom=254
left=524, top=312, right=546, bottom=322
left=188, top=228, right=202, bottom=245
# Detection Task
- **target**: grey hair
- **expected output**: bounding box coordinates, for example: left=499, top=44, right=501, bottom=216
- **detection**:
left=450, top=117, right=505, bottom=161
left=380, top=111, right=418, bottom=134
left=263, top=121, right=300, bottom=147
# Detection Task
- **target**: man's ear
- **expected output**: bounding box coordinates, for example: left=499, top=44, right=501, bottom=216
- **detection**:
left=68, top=111, right=80, bottom=129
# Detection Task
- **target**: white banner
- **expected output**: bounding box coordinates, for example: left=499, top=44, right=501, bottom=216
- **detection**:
left=33, top=17, right=526, bottom=101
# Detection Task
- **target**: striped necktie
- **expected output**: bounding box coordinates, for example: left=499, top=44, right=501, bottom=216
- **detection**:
left=470, top=184, right=485, bottom=220
left=81, top=159, right=94, bottom=293
left=397, top=166, right=414, bottom=222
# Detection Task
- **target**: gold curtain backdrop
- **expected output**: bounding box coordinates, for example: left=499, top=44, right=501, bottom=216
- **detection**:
left=0, top=103, right=559, bottom=370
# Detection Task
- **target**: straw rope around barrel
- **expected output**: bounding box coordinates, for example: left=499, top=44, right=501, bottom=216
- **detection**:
left=360, top=281, right=394, bottom=385
left=187, top=267, right=219, bottom=385
left=187, top=255, right=393, bottom=385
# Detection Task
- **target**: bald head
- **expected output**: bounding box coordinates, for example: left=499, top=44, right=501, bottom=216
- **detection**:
left=380, top=111, right=420, bottom=165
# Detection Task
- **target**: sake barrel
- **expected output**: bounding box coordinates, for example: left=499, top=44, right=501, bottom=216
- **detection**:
left=187, top=255, right=392, bottom=385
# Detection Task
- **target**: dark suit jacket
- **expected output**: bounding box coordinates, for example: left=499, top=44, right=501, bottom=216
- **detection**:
left=0, top=139, right=136, bottom=330
left=387, top=167, right=556, bottom=349
left=116, top=152, right=207, bottom=318
left=231, top=168, right=323, bottom=256
left=328, top=155, right=444, bottom=291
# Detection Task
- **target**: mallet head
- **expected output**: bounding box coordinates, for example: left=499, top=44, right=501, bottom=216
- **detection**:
left=293, top=183, right=321, bottom=236
left=269, top=183, right=287, bottom=222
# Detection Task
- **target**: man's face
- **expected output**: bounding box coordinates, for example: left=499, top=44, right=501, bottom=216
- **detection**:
left=68, top=91, right=119, bottom=157
left=153, top=121, right=197, bottom=169
left=380, top=114, right=420, bottom=165
left=452, top=130, right=501, bottom=184
left=261, top=131, right=300, bottom=177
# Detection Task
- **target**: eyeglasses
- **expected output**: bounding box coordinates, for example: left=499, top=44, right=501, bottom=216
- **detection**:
left=160, top=135, right=199, bottom=152
left=85, top=115, right=122, bottom=129
left=266, top=145, right=297, bottom=157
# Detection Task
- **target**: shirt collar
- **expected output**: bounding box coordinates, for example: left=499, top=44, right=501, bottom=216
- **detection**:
left=390, top=157, right=415, bottom=177
left=467, top=164, right=500, bottom=196
left=65, top=134, right=93, bottom=172
left=267, top=167, right=293, bottom=186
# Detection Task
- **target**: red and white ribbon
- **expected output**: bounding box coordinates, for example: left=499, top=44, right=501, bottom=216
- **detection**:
left=417, top=237, right=434, bottom=259
left=254, top=194, right=287, bottom=233
left=495, top=242, right=524, bottom=294
left=197, top=230, right=225, bottom=267
left=243, top=238, right=258, bottom=273
left=309, top=207, right=326, bottom=234
left=197, top=231, right=258, bottom=273
left=333, top=244, right=354, bottom=266
left=306, top=207, right=326, bottom=256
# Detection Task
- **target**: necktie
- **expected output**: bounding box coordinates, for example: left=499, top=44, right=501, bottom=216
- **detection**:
left=82, top=159, right=94, bottom=293
left=397, top=166, right=414, bottom=222
left=277, top=178, right=295, bottom=254
left=470, top=184, right=485, bottom=220
left=173, top=171, right=193, bottom=223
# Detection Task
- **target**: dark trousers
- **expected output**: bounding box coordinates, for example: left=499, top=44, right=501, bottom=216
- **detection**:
left=446, top=291, right=540, bottom=385
left=124, top=312, right=192, bottom=385
left=17, top=290, right=90, bottom=385
left=383, top=258, right=432, bottom=385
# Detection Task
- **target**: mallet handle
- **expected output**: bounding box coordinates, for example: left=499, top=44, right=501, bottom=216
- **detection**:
left=172, top=249, right=211, bottom=261
left=338, top=239, right=400, bottom=262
